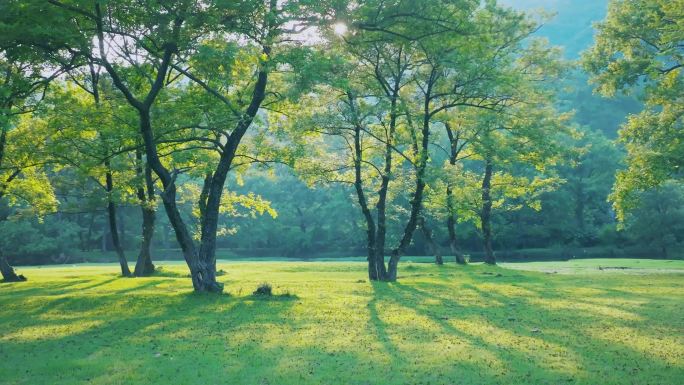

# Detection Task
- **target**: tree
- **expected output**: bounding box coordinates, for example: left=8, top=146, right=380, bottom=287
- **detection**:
left=414, top=17, right=572, bottom=265
left=25, top=0, right=308, bottom=291
left=434, top=47, right=573, bottom=264
left=44, top=74, right=143, bottom=277
left=0, top=106, right=58, bottom=281
left=625, top=182, right=684, bottom=258
left=583, top=0, right=684, bottom=220
left=0, top=50, right=66, bottom=281
left=295, top=0, right=541, bottom=280
left=560, top=127, right=622, bottom=245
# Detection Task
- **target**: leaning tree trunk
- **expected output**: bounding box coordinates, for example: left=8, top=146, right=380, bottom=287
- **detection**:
left=105, top=164, right=132, bottom=277
left=387, top=174, right=427, bottom=281
left=194, top=65, right=269, bottom=293
left=0, top=255, right=25, bottom=282
left=0, top=129, right=25, bottom=282
left=94, top=12, right=220, bottom=291
left=419, top=216, right=443, bottom=265
left=385, top=76, right=434, bottom=281
left=134, top=153, right=156, bottom=277
left=480, top=156, right=496, bottom=265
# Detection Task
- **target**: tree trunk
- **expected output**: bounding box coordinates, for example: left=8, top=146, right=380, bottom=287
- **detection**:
left=134, top=205, right=155, bottom=276
left=446, top=208, right=467, bottom=265
left=135, top=108, right=221, bottom=291
left=481, top=156, right=495, bottom=265
left=347, top=93, right=385, bottom=281
left=419, top=216, right=442, bottom=265
left=195, top=65, right=268, bottom=292
left=444, top=122, right=468, bottom=265
left=371, top=120, right=395, bottom=279
left=370, top=90, right=402, bottom=281
left=105, top=164, right=132, bottom=277
left=0, top=255, right=25, bottom=282
left=134, top=151, right=156, bottom=277
left=446, top=184, right=467, bottom=264
left=387, top=174, right=427, bottom=280
left=385, top=74, right=434, bottom=281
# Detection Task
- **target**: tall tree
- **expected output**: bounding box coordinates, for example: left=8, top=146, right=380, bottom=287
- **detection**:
left=296, top=0, right=534, bottom=280
left=0, top=41, right=68, bottom=280
left=44, top=72, right=143, bottom=277
left=0, top=95, right=58, bottom=281
left=26, top=0, right=293, bottom=291
left=583, top=0, right=684, bottom=220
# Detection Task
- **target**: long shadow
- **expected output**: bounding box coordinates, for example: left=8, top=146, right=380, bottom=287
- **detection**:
left=1, top=265, right=681, bottom=384
left=376, top=274, right=682, bottom=384
left=0, top=275, right=388, bottom=384
left=0, top=287, right=303, bottom=381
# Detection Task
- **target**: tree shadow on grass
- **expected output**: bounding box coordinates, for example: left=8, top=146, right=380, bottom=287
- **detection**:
left=366, top=271, right=682, bottom=384
left=0, top=266, right=681, bottom=385
left=0, top=286, right=310, bottom=384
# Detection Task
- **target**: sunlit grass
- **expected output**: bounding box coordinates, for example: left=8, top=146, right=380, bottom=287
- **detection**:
left=0, top=260, right=682, bottom=384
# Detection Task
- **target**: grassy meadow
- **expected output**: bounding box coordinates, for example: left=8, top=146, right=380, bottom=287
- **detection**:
left=1, top=259, right=683, bottom=385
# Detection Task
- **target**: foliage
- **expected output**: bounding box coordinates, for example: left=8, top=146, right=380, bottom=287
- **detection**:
left=583, top=0, right=684, bottom=220
left=0, top=0, right=681, bottom=272
left=623, top=181, right=684, bottom=257
left=0, top=214, right=80, bottom=263
left=252, top=282, right=273, bottom=296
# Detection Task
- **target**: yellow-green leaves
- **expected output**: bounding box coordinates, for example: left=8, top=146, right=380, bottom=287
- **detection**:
left=584, top=0, right=684, bottom=220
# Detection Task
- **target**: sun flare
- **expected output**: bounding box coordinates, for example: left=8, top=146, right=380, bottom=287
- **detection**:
left=333, top=22, right=348, bottom=36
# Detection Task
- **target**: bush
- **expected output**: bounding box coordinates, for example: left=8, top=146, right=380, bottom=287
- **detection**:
left=253, top=283, right=272, bottom=296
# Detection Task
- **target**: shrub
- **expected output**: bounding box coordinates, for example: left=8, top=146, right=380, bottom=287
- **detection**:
left=253, top=283, right=272, bottom=296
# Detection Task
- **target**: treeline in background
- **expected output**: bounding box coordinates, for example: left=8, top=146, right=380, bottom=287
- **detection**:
left=1, top=0, right=682, bottom=278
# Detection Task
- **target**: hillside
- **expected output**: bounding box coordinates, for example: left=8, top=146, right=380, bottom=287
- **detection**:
left=502, top=0, right=609, bottom=57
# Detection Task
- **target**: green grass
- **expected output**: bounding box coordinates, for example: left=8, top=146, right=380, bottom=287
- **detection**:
left=502, top=258, right=684, bottom=274
left=1, top=260, right=682, bottom=384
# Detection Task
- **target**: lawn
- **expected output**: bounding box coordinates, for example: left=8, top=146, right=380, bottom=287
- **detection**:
left=1, top=260, right=683, bottom=385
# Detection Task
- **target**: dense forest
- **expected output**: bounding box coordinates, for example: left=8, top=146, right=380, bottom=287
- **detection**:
left=0, top=0, right=682, bottom=290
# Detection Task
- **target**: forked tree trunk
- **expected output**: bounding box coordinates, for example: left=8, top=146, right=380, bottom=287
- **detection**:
left=348, top=92, right=385, bottom=281
left=481, top=156, right=496, bottom=265
left=141, top=110, right=216, bottom=291
left=94, top=5, right=221, bottom=292
left=444, top=123, right=468, bottom=265
left=384, top=73, right=435, bottom=281
left=134, top=151, right=156, bottom=277
left=370, top=94, right=398, bottom=281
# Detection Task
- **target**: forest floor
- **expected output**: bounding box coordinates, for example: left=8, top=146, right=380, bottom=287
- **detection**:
left=1, top=259, right=683, bottom=385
